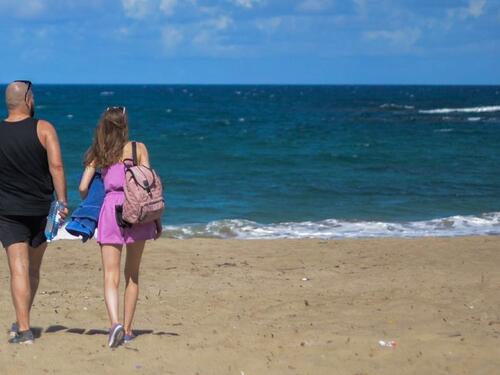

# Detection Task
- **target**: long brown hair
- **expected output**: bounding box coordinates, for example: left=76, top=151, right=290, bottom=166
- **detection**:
left=84, top=107, right=129, bottom=168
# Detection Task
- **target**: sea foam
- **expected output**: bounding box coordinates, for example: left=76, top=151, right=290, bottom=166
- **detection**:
left=419, top=105, right=500, bottom=114
left=380, top=103, right=414, bottom=110
left=162, top=212, right=500, bottom=240
left=53, top=212, right=500, bottom=241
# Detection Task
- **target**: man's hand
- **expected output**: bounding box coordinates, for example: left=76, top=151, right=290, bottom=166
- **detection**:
left=59, top=204, right=69, bottom=221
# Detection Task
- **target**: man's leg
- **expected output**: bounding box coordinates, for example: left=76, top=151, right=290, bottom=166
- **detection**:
left=28, top=243, right=47, bottom=310
left=6, top=242, right=31, bottom=332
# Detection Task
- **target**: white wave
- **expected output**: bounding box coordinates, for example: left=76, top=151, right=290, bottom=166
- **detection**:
left=163, top=212, right=500, bottom=240
left=99, top=91, right=114, bottom=96
left=50, top=213, right=500, bottom=241
left=467, top=117, right=481, bottom=122
left=419, top=105, right=500, bottom=114
left=380, top=103, right=414, bottom=110
left=434, top=128, right=454, bottom=133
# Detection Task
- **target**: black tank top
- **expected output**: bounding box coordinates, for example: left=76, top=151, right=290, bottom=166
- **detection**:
left=0, top=118, right=54, bottom=215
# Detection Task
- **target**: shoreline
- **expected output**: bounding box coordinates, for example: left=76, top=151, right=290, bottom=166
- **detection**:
left=1, top=236, right=499, bottom=374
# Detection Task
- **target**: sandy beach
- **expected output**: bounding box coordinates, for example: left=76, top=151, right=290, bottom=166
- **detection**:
left=0, top=236, right=499, bottom=374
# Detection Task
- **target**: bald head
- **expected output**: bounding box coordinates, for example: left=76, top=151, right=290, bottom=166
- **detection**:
left=5, top=81, right=33, bottom=113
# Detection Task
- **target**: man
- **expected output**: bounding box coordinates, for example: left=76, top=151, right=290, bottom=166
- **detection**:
left=0, top=81, right=68, bottom=344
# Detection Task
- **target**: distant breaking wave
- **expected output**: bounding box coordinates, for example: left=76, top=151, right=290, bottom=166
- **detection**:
left=380, top=103, right=414, bottom=110
left=419, top=105, right=500, bottom=114
left=162, top=212, right=500, bottom=239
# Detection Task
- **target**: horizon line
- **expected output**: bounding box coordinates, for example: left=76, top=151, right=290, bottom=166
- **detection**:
left=1, top=82, right=499, bottom=86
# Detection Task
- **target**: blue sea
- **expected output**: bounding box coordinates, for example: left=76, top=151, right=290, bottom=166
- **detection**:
left=2, top=85, right=499, bottom=239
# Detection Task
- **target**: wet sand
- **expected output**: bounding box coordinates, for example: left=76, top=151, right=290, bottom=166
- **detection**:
left=0, top=236, right=499, bottom=374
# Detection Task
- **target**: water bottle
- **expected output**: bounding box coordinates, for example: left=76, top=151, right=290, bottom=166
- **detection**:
left=45, top=201, right=66, bottom=242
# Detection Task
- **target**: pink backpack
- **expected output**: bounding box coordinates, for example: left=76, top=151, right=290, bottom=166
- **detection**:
left=122, top=142, right=165, bottom=224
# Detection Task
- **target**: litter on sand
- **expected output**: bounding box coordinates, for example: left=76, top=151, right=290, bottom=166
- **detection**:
left=378, top=340, right=397, bottom=348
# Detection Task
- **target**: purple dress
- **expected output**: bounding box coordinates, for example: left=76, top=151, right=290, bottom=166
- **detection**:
left=97, top=163, right=156, bottom=245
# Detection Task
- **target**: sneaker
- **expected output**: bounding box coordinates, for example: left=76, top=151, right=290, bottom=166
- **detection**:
left=9, top=322, right=19, bottom=338
left=124, top=333, right=136, bottom=344
left=108, top=324, right=124, bottom=348
left=8, top=330, right=34, bottom=345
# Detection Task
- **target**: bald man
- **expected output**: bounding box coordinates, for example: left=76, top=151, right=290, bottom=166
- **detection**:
left=0, top=81, right=68, bottom=344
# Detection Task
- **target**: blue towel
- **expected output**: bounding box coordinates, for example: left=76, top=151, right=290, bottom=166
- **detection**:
left=66, top=172, right=105, bottom=242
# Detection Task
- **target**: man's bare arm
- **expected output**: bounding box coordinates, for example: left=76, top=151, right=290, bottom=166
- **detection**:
left=38, top=120, right=68, bottom=209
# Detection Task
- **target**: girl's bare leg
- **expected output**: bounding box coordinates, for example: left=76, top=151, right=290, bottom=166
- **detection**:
left=101, top=244, right=122, bottom=326
left=123, top=241, right=145, bottom=335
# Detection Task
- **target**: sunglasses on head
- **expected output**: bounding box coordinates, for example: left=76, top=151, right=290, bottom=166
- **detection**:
left=106, top=106, right=126, bottom=115
left=14, top=80, right=32, bottom=102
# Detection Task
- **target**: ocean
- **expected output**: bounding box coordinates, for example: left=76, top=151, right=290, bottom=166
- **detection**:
left=2, top=85, right=499, bottom=239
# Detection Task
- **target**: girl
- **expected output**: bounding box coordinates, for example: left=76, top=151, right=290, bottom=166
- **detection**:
left=79, top=106, right=161, bottom=348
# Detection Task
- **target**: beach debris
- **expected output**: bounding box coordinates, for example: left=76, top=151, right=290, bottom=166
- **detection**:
left=378, top=340, right=397, bottom=348
left=301, top=277, right=310, bottom=281
left=217, top=262, right=237, bottom=267
left=41, top=290, right=60, bottom=295
left=304, top=300, right=309, bottom=306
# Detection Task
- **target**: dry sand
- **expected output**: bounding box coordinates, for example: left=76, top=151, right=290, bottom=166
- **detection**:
left=0, top=236, right=499, bottom=374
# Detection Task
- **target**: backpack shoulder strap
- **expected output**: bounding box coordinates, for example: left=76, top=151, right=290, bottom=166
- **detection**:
left=132, top=141, right=138, bottom=166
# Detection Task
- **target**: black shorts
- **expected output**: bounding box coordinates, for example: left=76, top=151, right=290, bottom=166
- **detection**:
left=0, top=215, right=47, bottom=249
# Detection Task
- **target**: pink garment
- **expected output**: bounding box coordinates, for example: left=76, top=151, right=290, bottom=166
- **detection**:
left=97, top=163, right=156, bottom=245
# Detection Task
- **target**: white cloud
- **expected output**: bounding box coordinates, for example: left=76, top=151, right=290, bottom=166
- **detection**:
left=122, top=0, right=152, bottom=19
left=207, top=15, right=233, bottom=30
left=159, top=0, right=176, bottom=16
left=192, top=15, right=237, bottom=56
left=255, top=17, right=282, bottom=33
left=352, top=0, right=367, bottom=17
left=21, top=0, right=45, bottom=17
left=0, top=0, right=46, bottom=18
left=162, top=25, right=183, bottom=51
left=192, top=31, right=238, bottom=56
left=232, top=0, right=262, bottom=9
left=448, top=0, right=487, bottom=21
left=121, top=0, right=178, bottom=18
left=117, top=27, right=130, bottom=36
left=297, top=0, right=331, bottom=12
left=466, top=0, right=486, bottom=17
left=364, top=28, right=422, bottom=48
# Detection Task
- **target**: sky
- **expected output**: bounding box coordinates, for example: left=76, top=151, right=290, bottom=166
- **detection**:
left=0, top=0, right=499, bottom=84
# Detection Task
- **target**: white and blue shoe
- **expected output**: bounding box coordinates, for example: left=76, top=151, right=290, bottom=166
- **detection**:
left=9, top=322, right=19, bottom=339
left=108, top=324, right=124, bottom=348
